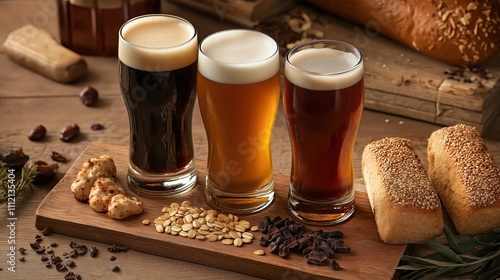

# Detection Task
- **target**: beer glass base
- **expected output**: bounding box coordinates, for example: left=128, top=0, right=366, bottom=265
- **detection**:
left=204, top=178, right=274, bottom=214
left=127, top=161, right=197, bottom=197
left=287, top=189, right=355, bottom=226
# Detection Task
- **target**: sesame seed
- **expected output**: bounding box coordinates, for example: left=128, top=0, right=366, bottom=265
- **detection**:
left=366, top=137, right=441, bottom=210
left=433, top=124, right=500, bottom=208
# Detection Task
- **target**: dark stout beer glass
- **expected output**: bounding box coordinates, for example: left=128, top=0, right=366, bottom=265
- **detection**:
left=283, top=40, right=364, bottom=225
left=118, top=14, right=197, bottom=196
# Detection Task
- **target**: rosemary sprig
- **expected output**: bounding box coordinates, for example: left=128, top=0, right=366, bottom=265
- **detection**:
left=396, top=225, right=500, bottom=280
left=0, top=161, right=37, bottom=204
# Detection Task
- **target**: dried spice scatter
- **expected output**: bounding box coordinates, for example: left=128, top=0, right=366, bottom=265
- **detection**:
left=0, top=148, right=30, bottom=169
left=33, top=160, right=58, bottom=185
left=51, top=151, right=67, bottom=163
left=107, top=244, right=128, bottom=253
left=257, top=216, right=350, bottom=270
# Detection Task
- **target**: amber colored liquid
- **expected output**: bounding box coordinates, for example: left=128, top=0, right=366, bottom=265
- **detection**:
left=58, top=0, right=160, bottom=55
left=283, top=77, right=364, bottom=201
left=197, top=72, right=281, bottom=193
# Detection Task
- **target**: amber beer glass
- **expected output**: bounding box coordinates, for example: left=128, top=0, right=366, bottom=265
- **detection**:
left=197, top=29, right=280, bottom=213
left=283, top=40, right=364, bottom=225
left=118, top=15, right=198, bottom=196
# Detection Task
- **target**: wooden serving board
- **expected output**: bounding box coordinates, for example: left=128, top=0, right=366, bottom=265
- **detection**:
left=36, top=141, right=407, bottom=280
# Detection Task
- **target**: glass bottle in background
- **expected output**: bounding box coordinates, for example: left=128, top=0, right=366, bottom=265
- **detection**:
left=58, top=0, right=161, bottom=56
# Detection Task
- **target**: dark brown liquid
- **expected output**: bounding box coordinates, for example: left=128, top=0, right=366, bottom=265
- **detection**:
left=283, top=77, right=364, bottom=201
left=58, top=0, right=160, bottom=56
left=119, top=61, right=197, bottom=173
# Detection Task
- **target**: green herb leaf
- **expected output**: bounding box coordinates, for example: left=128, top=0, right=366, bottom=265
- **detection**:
left=397, top=227, right=500, bottom=279
left=424, top=240, right=466, bottom=263
left=443, top=225, right=463, bottom=253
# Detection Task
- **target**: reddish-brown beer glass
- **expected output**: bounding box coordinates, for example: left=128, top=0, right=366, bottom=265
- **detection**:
left=283, top=40, right=364, bottom=225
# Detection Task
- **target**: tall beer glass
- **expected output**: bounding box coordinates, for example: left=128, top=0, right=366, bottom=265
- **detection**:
left=118, top=15, right=198, bottom=196
left=197, top=29, right=280, bottom=214
left=283, top=40, right=364, bottom=225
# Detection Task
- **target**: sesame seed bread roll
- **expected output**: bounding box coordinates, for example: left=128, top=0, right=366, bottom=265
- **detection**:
left=362, top=137, right=443, bottom=244
left=428, top=124, right=500, bottom=235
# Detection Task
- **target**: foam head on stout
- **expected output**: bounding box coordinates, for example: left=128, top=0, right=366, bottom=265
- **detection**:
left=119, top=15, right=197, bottom=71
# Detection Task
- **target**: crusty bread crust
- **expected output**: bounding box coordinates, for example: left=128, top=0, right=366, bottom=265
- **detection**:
left=307, top=0, right=500, bottom=67
left=428, top=124, right=500, bottom=235
left=362, top=137, right=443, bottom=244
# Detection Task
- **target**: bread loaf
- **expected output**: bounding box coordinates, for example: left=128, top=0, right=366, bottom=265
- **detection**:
left=307, top=0, right=500, bottom=67
left=362, top=137, right=443, bottom=244
left=428, top=124, right=500, bottom=235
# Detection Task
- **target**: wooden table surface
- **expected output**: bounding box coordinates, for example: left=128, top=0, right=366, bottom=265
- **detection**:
left=0, top=1, right=499, bottom=279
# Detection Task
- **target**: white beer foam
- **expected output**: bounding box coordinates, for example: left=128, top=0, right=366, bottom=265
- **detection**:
left=119, top=15, right=197, bottom=71
left=198, top=29, right=279, bottom=84
left=285, top=48, right=363, bottom=90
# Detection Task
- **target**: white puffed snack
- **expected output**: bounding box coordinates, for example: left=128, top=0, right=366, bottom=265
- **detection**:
left=89, top=177, right=125, bottom=213
left=107, top=194, right=144, bottom=220
left=71, top=155, right=117, bottom=202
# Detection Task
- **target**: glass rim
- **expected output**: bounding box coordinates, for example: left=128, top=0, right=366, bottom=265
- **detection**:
left=119, top=14, right=197, bottom=51
left=199, top=29, right=279, bottom=66
left=285, top=39, right=363, bottom=76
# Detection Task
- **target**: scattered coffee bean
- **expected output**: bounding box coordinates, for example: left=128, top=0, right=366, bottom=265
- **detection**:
left=111, top=265, right=120, bottom=272
left=28, top=125, right=47, bottom=141
left=109, top=255, right=116, bottom=261
left=60, top=123, right=80, bottom=142
left=51, top=151, right=67, bottom=162
left=89, top=246, right=98, bottom=257
left=46, top=248, right=54, bottom=254
left=42, top=228, right=50, bottom=236
left=50, top=241, right=57, bottom=247
left=69, top=250, right=78, bottom=258
left=90, top=123, right=105, bottom=130
left=45, top=262, right=52, bottom=268
left=65, top=271, right=82, bottom=280
left=30, top=242, right=41, bottom=250
left=65, top=260, right=76, bottom=268
left=18, top=247, right=27, bottom=255
left=19, top=257, right=26, bottom=262
left=79, top=85, right=99, bottom=107
left=36, top=247, right=46, bottom=254
left=51, top=255, right=62, bottom=264
left=257, top=216, right=351, bottom=270
left=55, top=262, right=67, bottom=272
left=41, top=256, right=49, bottom=262
left=35, top=237, right=43, bottom=243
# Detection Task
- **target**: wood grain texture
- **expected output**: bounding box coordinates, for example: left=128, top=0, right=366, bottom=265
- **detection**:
left=36, top=141, right=407, bottom=280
